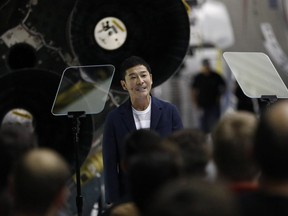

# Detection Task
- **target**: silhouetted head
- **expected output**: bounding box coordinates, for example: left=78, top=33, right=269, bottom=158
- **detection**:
left=147, top=177, right=240, bottom=216
left=254, top=100, right=288, bottom=181
left=212, top=111, right=258, bottom=182
left=166, top=128, right=210, bottom=177
left=12, top=148, right=70, bottom=214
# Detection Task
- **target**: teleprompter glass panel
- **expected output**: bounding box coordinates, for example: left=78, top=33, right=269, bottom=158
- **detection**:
left=51, top=65, right=115, bottom=116
left=223, top=52, right=288, bottom=98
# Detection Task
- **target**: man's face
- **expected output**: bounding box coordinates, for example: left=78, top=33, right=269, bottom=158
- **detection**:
left=120, top=64, right=153, bottom=99
left=202, top=65, right=211, bottom=74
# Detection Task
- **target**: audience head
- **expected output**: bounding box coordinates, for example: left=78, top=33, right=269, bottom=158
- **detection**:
left=11, top=148, right=70, bottom=215
left=147, top=177, right=239, bottom=216
left=165, top=128, right=210, bottom=177
left=127, top=140, right=183, bottom=215
left=254, top=100, right=288, bottom=181
left=212, top=111, right=258, bottom=182
left=122, top=129, right=162, bottom=171
left=1, top=109, right=35, bottom=133
left=0, top=123, right=37, bottom=192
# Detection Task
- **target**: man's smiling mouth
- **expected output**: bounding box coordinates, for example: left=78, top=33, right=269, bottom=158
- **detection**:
left=136, top=87, right=147, bottom=92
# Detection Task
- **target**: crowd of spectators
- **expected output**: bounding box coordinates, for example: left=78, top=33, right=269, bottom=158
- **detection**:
left=2, top=95, right=288, bottom=216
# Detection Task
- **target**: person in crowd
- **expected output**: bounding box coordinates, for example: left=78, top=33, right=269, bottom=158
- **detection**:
left=0, top=123, right=37, bottom=216
left=120, top=129, right=162, bottom=174
left=127, top=143, right=183, bottom=216
left=10, top=148, right=71, bottom=216
left=147, top=177, right=240, bottom=216
left=102, top=56, right=183, bottom=204
left=190, top=58, right=226, bottom=133
left=102, top=129, right=162, bottom=216
left=212, top=111, right=259, bottom=194
left=0, top=123, right=37, bottom=190
left=165, top=128, right=211, bottom=178
left=238, top=100, right=288, bottom=216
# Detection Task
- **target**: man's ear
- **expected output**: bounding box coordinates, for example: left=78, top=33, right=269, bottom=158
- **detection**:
left=53, top=186, right=69, bottom=210
left=120, top=80, right=127, bottom=91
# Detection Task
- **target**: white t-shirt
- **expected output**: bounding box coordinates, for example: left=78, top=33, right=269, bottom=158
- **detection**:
left=132, top=100, right=151, bottom=129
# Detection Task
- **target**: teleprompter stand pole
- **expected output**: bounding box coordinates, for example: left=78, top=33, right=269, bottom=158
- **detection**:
left=68, top=111, right=86, bottom=216
left=260, top=95, right=278, bottom=107
left=259, top=95, right=278, bottom=115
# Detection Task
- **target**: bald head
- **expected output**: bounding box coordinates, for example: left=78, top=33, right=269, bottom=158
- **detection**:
left=23, top=148, right=68, bottom=174
left=255, top=100, right=288, bottom=180
left=13, top=148, right=70, bottom=214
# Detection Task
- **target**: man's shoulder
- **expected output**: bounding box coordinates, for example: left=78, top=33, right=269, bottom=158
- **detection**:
left=152, top=96, right=167, bottom=104
left=192, top=73, right=206, bottom=82
left=193, top=72, right=203, bottom=78
left=213, top=72, right=226, bottom=84
left=107, top=101, right=129, bottom=117
left=152, top=96, right=176, bottom=108
left=211, top=71, right=224, bottom=78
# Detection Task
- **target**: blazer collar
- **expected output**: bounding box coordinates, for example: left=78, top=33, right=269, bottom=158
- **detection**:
left=120, top=99, right=136, bottom=131
left=150, top=96, right=162, bottom=129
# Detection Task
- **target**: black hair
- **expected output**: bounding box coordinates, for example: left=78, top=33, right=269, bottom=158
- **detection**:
left=119, top=56, right=151, bottom=80
left=254, top=108, right=288, bottom=180
left=202, top=58, right=210, bottom=67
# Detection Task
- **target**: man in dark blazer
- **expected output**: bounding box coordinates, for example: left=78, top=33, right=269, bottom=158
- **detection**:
left=102, top=56, right=183, bottom=205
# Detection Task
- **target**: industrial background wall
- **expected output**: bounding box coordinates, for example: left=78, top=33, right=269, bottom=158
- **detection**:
left=1, top=0, right=288, bottom=215
left=0, top=0, right=190, bottom=215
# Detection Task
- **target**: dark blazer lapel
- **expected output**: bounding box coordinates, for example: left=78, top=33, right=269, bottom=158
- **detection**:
left=120, top=99, right=136, bottom=131
left=150, top=96, right=162, bottom=130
